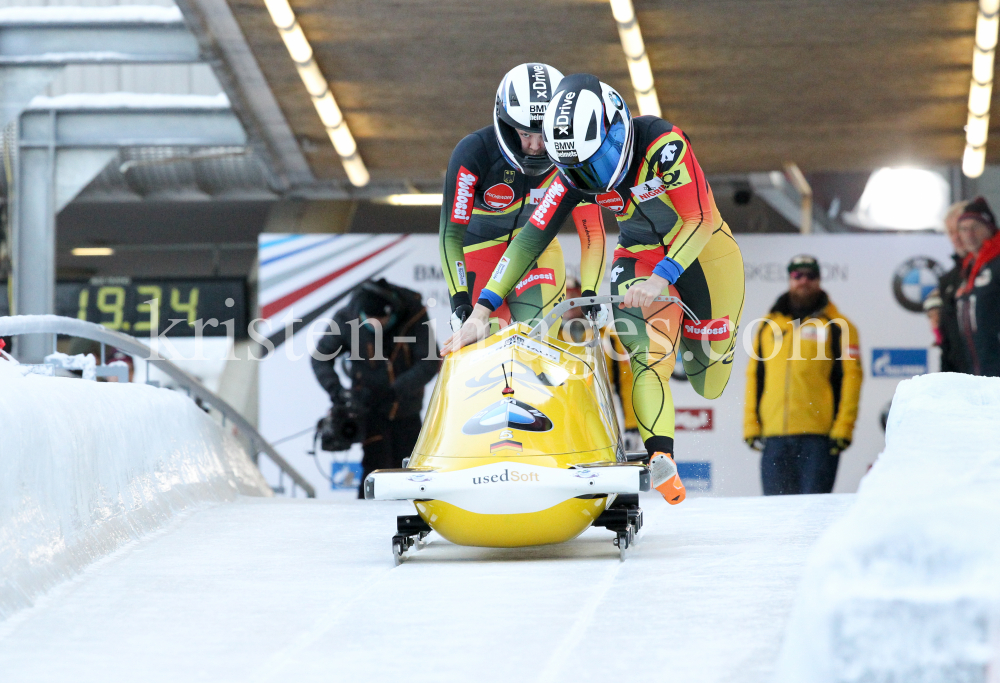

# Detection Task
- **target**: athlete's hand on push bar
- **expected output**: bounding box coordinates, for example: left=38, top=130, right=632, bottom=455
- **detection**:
left=441, top=304, right=491, bottom=355
left=620, top=273, right=670, bottom=309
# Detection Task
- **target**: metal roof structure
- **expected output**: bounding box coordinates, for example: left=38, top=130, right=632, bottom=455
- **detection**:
left=178, top=0, right=988, bottom=195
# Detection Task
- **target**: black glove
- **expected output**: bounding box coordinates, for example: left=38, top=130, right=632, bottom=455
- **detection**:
left=580, top=289, right=601, bottom=320
left=829, top=437, right=851, bottom=456
left=451, top=291, right=473, bottom=324
left=745, top=436, right=765, bottom=452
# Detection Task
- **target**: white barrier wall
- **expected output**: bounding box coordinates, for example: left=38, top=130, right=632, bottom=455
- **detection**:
left=258, top=232, right=951, bottom=498
left=0, top=361, right=271, bottom=620
left=774, top=373, right=1000, bottom=681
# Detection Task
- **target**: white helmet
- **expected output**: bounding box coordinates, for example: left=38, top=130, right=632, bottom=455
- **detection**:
left=494, top=63, right=565, bottom=176
left=542, top=73, right=634, bottom=194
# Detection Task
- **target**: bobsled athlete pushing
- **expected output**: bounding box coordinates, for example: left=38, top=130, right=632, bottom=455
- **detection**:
left=366, top=72, right=745, bottom=563
left=365, top=295, right=694, bottom=563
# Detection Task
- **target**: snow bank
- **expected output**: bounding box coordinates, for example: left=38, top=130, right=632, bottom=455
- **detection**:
left=0, top=361, right=270, bottom=621
left=774, top=373, right=1000, bottom=682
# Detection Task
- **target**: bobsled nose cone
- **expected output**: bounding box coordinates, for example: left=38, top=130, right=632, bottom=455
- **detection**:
left=650, top=453, right=686, bottom=505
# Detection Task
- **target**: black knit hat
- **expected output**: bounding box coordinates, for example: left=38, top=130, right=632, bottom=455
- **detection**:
left=354, top=280, right=398, bottom=317
left=959, top=196, right=997, bottom=232
left=787, top=254, right=820, bottom=276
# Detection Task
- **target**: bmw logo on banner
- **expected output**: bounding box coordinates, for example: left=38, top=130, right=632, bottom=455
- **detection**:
left=462, top=398, right=553, bottom=434
left=892, top=257, right=944, bottom=312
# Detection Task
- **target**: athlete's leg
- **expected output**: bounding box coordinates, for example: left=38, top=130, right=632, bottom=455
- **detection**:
left=674, top=223, right=745, bottom=399
left=610, top=257, right=683, bottom=456
left=506, top=237, right=566, bottom=338
left=463, top=239, right=512, bottom=332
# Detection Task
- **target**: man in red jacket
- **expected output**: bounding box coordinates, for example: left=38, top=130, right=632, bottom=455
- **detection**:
left=955, top=196, right=1000, bottom=377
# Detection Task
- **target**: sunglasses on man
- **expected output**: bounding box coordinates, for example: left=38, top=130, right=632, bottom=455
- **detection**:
left=790, top=270, right=819, bottom=281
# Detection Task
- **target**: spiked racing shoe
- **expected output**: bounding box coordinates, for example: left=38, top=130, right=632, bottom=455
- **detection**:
left=649, top=453, right=686, bottom=504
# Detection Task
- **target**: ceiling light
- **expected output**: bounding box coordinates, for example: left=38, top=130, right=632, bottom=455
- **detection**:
left=967, top=114, right=990, bottom=148
left=964, top=145, right=987, bottom=178
left=845, top=168, right=951, bottom=230
left=327, top=124, right=358, bottom=158
left=635, top=92, right=660, bottom=118
left=280, top=24, right=312, bottom=64
left=963, top=0, right=1000, bottom=178
left=341, top=155, right=370, bottom=188
left=626, top=55, right=655, bottom=94
left=313, top=92, right=343, bottom=128
left=72, top=247, right=114, bottom=256
left=969, top=81, right=992, bottom=114
left=262, top=0, right=294, bottom=30
left=262, top=0, right=369, bottom=186
left=608, top=0, right=661, bottom=117
left=296, top=61, right=329, bottom=98
left=384, top=194, right=443, bottom=206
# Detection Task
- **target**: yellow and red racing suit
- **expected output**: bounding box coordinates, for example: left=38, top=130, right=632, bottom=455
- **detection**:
left=439, top=126, right=607, bottom=333
left=478, top=117, right=745, bottom=456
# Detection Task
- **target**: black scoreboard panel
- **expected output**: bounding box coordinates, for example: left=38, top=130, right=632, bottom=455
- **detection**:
left=1, top=278, right=248, bottom=338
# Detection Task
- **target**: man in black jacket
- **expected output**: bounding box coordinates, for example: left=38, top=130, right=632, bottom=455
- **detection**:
left=311, top=279, right=440, bottom=496
left=956, top=197, right=1000, bottom=377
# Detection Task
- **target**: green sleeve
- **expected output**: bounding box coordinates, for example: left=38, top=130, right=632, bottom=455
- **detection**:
left=479, top=176, right=584, bottom=307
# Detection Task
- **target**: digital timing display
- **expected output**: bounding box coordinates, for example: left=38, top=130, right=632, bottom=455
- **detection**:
left=1, top=278, right=248, bottom=338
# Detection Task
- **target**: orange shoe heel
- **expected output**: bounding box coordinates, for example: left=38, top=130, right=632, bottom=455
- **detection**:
left=649, top=452, right=686, bottom=505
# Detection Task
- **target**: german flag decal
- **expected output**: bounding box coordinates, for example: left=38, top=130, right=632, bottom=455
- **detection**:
left=490, top=439, right=523, bottom=453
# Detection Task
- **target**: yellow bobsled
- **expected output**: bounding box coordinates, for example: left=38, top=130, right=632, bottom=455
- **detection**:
left=365, top=295, right=691, bottom=563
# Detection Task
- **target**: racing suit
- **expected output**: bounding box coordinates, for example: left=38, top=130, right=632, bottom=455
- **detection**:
left=477, top=117, right=745, bottom=456
left=439, top=126, right=608, bottom=333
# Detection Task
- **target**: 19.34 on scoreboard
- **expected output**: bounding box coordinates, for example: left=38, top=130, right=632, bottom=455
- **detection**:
left=1, top=278, right=247, bottom=338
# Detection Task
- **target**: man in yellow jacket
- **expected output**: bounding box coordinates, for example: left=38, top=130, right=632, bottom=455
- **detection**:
left=744, top=255, right=863, bottom=495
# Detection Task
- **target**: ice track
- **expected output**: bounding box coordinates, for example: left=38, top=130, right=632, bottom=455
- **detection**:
left=0, top=492, right=850, bottom=683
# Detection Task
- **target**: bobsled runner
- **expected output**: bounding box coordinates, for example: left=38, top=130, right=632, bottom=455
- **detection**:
left=364, top=295, right=696, bottom=563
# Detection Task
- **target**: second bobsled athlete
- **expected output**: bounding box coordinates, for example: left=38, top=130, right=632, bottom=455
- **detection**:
left=443, top=74, right=746, bottom=504
left=440, top=63, right=608, bottom=333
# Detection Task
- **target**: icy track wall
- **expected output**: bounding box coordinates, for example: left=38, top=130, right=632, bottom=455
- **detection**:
left=0, top=361, right=271, bottom=620
left=775, top=373, right=1000, bottom=683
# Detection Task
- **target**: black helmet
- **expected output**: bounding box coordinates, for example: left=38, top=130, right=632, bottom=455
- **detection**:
left=494, top=63, right=565, bottom=176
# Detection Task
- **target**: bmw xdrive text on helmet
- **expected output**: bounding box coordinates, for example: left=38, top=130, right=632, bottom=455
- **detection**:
left=494, top=63, right=565, bottom=176
left=542, top=74, right=634, bottom=194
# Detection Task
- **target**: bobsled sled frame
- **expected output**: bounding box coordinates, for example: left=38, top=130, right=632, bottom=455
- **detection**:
left=372, top=295, right=695, bottom=563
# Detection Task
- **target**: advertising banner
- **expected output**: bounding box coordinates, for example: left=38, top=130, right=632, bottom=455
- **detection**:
left=258, top=232, right=952, bottom=498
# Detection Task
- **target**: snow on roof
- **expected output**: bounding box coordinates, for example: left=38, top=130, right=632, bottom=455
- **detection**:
left=3, top=52, right=191, bottom=64
left=0, top=6, right=184, bottom=24
left=27, top=92, right=231, bottom=110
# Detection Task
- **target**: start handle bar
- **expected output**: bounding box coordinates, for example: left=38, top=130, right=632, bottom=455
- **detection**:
left=527, top=295, right=700, bottom=339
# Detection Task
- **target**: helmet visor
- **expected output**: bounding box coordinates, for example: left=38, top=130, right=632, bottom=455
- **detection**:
left=555, top=117, right=628, bottom=193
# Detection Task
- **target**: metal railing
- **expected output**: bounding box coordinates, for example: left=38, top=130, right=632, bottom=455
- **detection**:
left=0, top=314, right=315, bottom=498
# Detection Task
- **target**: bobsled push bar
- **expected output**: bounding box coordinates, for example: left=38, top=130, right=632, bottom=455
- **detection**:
left=527, top=295, right=700, bottom=339
left=365, top=462, right=650, bottom=514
